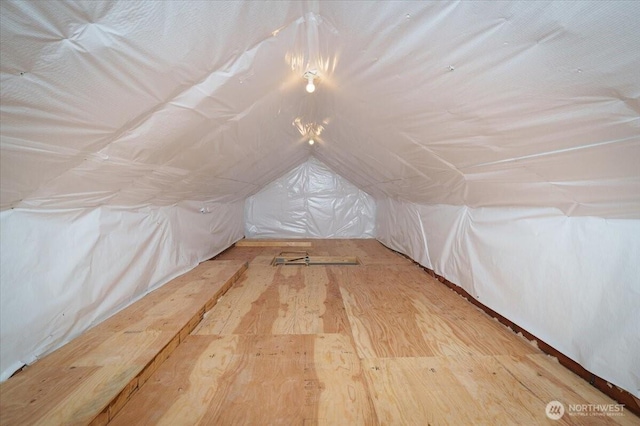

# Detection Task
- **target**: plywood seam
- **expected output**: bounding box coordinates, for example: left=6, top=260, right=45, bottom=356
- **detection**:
left=0, top=262, right=250, bottom=426
left=376, top=239, right=640, bottom=416
left=98, top=261, right=248, bottom=423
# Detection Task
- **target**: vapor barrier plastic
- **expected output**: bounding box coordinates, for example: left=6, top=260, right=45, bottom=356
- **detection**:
left=0, top=1, right=312, bottom=211
left=2, top=1, right=638, bottom=217
left=377, top=198, right=640, bottom=398
left=310, top=1, right=640, bottom=219
left=245, top=157, right=375, bottom=238
left=0, top=201, right=244, bottom=381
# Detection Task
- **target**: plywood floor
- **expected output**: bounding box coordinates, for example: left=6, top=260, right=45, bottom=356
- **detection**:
left=108, top=240, right=637, bottom=425
left=0, top=260, right=247, bottom=425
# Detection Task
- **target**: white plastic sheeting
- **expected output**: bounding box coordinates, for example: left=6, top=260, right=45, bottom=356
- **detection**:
left=1, top=1, right=638, bottom=216
left=377, top=198, right=640, bottom=398
left=0, top=0, right=638, bottom=398
left=245, top=157, right=375, bottom=238
left=0, top=201, right=243, bottom=381
left=0, top=1, right=312, bottom=209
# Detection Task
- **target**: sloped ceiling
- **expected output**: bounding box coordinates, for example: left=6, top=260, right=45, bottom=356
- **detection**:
left=1, top=1, right=638, bottom=217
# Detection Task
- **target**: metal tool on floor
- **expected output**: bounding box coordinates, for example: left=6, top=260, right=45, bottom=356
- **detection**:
left=272, top=251, right=358, bottom=266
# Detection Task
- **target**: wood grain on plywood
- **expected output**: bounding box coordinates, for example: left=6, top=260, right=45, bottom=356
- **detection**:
left=248, top=254, right=281, bottom=266
left=111, top=334, right=376, bottom=425
left=236, top=240, right=313, bottom=247
left=0, top=260, right=247, bottom=426
left=339, top=265, right=537, bottom=359
left=363, top=355, right=632, bottom=425
left=314, top=239, right=410, bottom=266
left=499, top=354, right=639, bottom=426
left=214, top=246, right=267, bottom=264
left=194, top=266, right=352, bottom=336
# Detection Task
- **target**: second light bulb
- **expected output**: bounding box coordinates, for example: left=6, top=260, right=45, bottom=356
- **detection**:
left=306, top=81, right=315, bottom=93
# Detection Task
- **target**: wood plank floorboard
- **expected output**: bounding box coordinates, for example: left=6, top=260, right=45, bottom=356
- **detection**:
left=235, top=239, right=313, bottom=247
left=312, top=239, right=411, bottom=266
left=194, top=265, right=352, bottom=336
left=111, top=334, right=377, bottom=425
left=336, top=265, right=538, bottom=358
left=0, top=260, right=247, bottom=425
left=363, top=354, right=637, bottom=426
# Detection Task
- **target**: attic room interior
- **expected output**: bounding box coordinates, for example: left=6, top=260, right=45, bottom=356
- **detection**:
left=0, top=1, right=638, bottom=424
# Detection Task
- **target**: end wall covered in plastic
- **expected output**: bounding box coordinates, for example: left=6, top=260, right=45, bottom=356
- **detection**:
left=245, top=157, right=376, bottom=238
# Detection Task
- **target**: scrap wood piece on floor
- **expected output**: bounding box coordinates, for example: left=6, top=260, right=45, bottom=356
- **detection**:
left=236, top=240, right=313, bottom=247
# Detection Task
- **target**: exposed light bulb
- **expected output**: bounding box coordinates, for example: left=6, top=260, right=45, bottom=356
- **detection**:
left=303, top=70, right=317, bottom=93
left=308, top=139, right=315, bottom=146
left=306, top=80, right=315, bottom=93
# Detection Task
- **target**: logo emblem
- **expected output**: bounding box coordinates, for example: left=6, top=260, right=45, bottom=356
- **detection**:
left=546, top=400, right=565, bottom=420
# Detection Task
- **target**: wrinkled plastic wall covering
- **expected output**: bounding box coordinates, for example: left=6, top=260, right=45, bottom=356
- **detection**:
left=377, top=198, right=640, bottom=398
left=245, top=157, right=376, bottom=238
left=0, top=201, right=244, bottom=381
